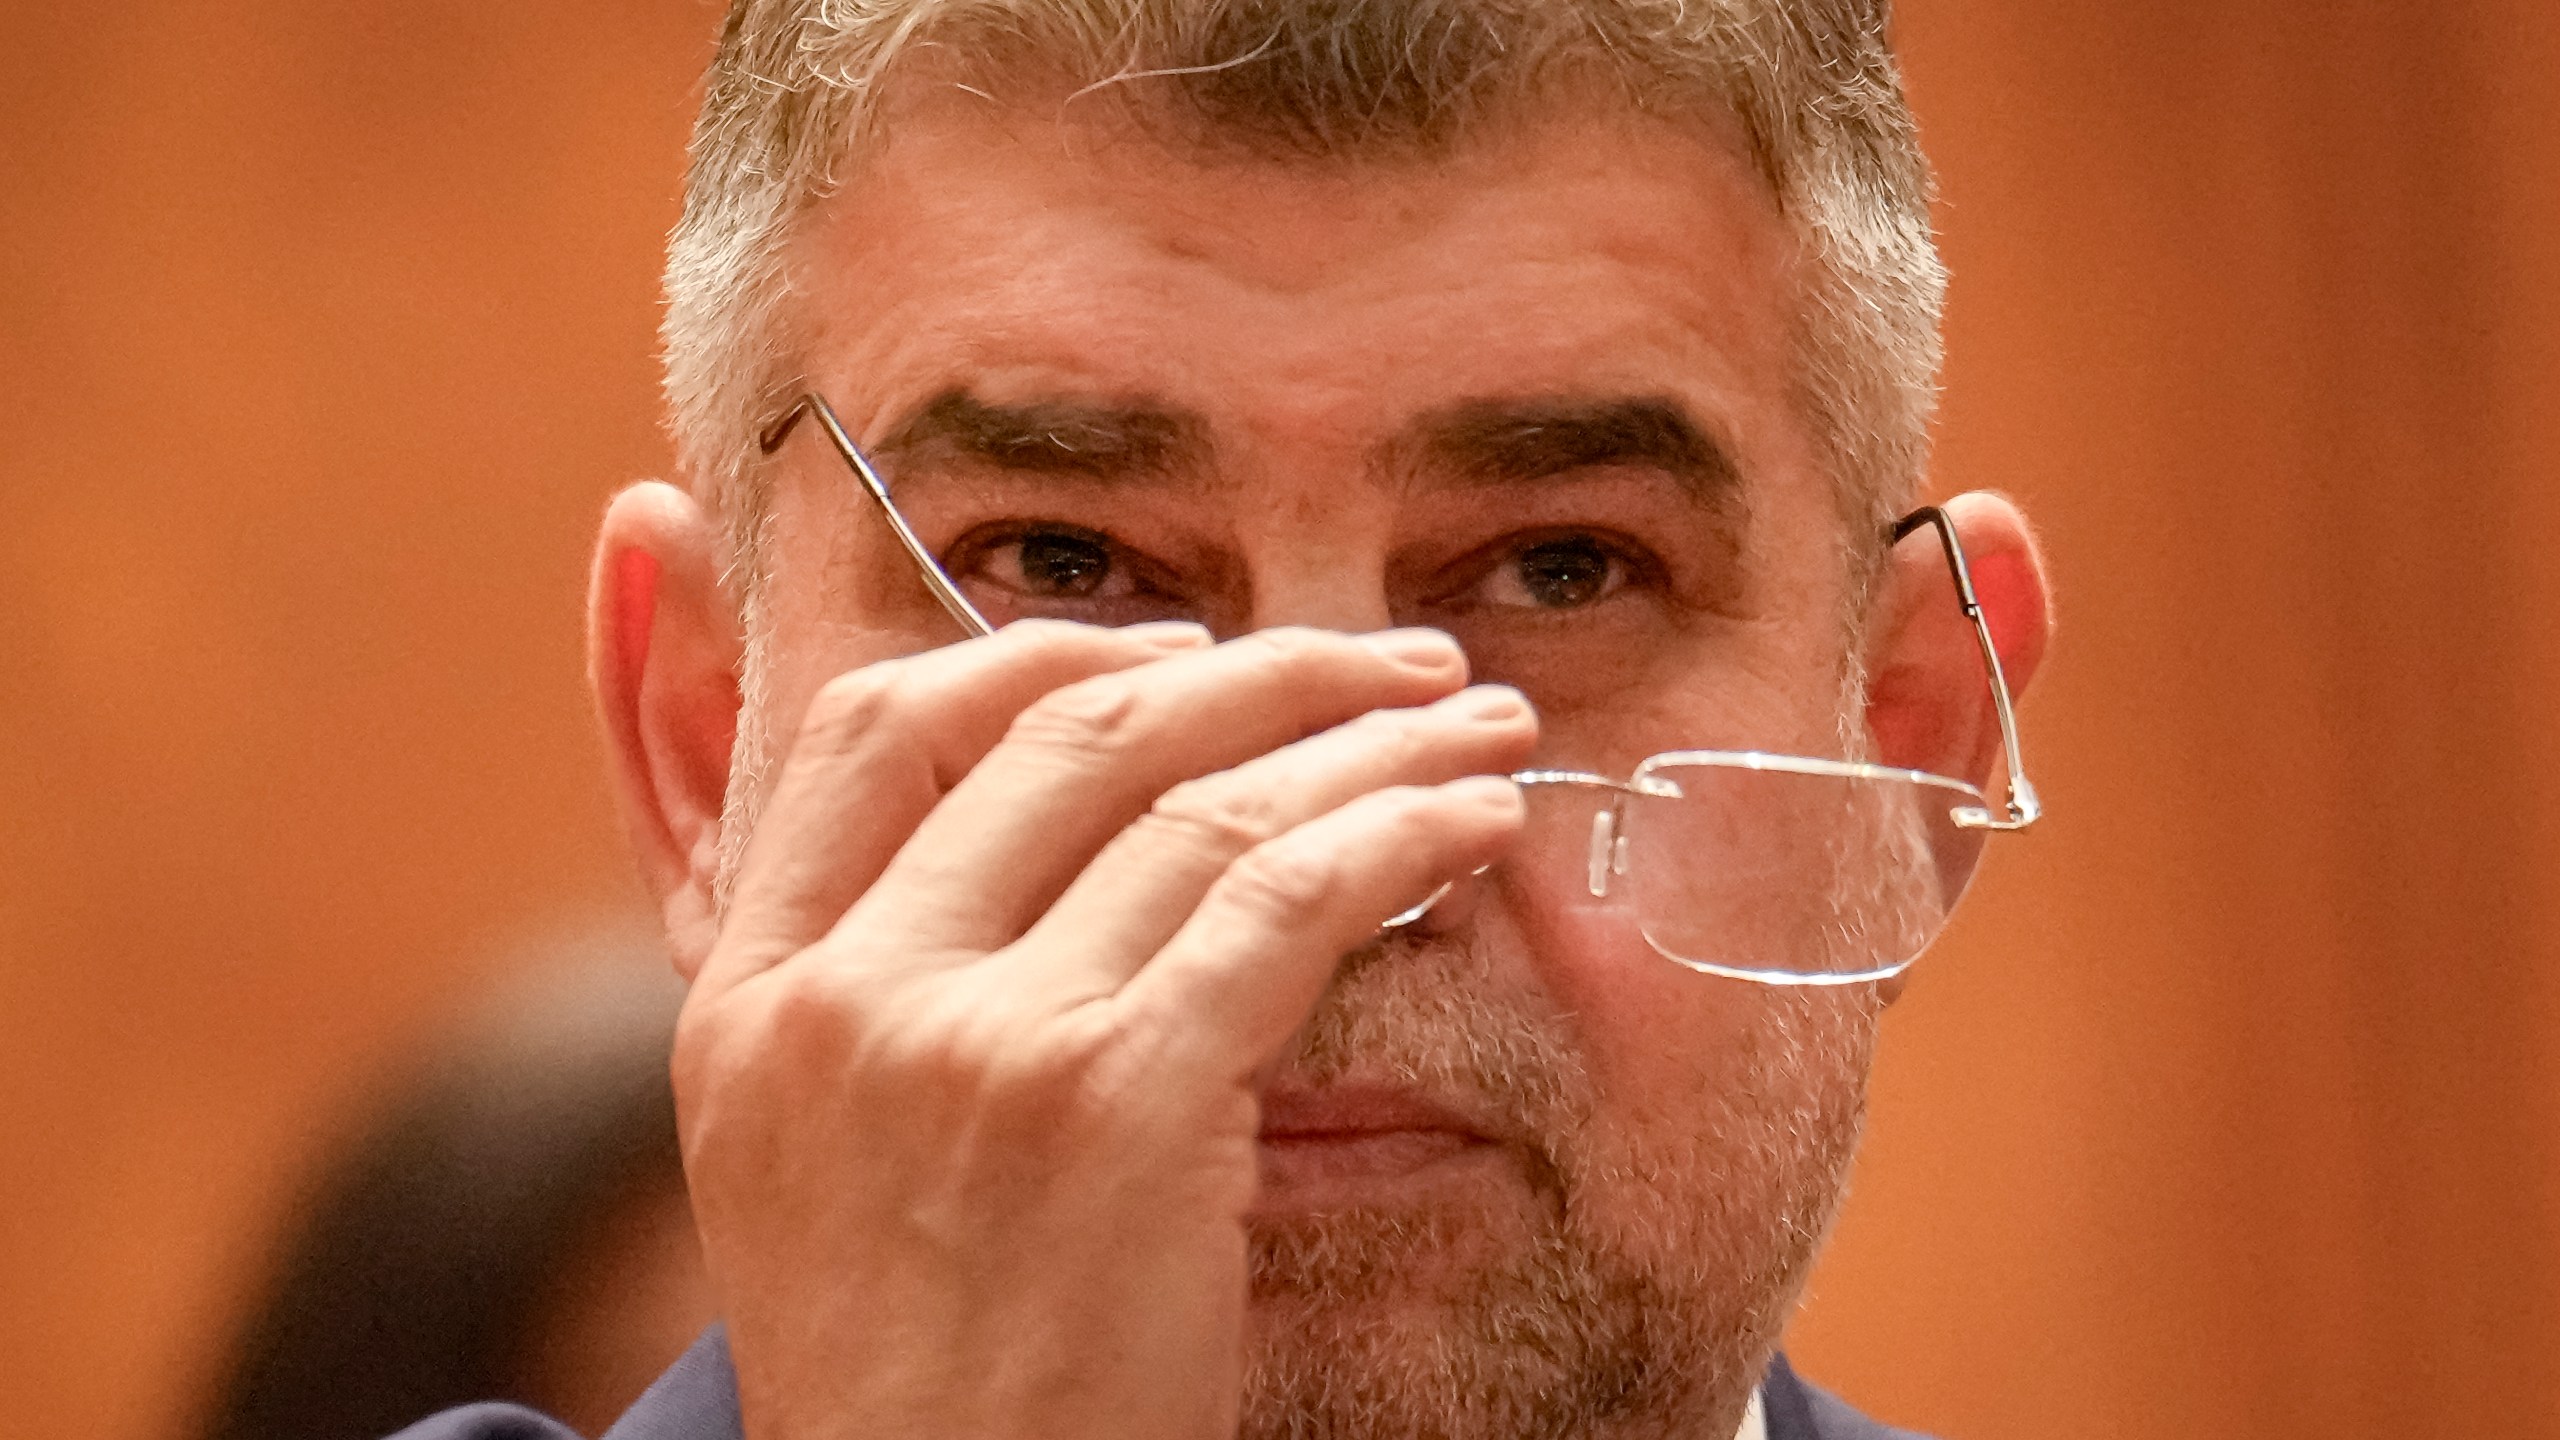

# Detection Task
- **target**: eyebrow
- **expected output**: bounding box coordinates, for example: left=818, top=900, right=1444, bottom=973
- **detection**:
left=873, top=390, right=1208, bottom=480
left=863, top=388, right=1742, bottom=512
left=1395, top=396, right=1744, bottom=508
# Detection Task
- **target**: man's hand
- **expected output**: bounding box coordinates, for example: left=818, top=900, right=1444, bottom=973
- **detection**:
left=672, top=620, right=1537, bottom=1440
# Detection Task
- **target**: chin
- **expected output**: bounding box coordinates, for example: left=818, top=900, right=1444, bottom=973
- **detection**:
left=1234, top=1109, right=1853, bottom=1440
left=1230, top=937, right=1870, bottom=1440
left=1249, top=1194, right=1517, bottom=1312
left=1238, top=1196, right=1740, bottom=1440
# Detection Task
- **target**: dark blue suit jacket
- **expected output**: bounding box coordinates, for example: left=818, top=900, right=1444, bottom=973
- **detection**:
left=392, top=1328, right=1932, bottom=1440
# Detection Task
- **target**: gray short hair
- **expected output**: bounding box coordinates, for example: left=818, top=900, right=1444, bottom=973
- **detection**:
left=662, top=0, right=1944, bottom=593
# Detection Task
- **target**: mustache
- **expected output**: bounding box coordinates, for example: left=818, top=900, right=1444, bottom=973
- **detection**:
left=1271, top=934, right=1591, bottom=1183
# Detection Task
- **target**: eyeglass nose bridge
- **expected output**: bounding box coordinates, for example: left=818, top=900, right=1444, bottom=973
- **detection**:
left=1507, top=769, right=1669, bottom=901
left=1377, top=770, right=1647, bottom=929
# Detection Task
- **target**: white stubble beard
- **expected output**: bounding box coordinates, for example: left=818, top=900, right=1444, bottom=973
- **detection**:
left=1241, top=935, right=1876, bottom=1440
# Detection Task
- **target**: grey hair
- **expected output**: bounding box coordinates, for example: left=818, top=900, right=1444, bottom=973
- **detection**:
left=661, top=0, right=1945, bottom=601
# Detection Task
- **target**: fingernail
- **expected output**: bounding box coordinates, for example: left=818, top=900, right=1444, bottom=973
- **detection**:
left=1454, top=685, right=1530, bottom=722
left=1126, top=621, right=1214, bottom=649
left=1360, top=627, right=1462, bottom=669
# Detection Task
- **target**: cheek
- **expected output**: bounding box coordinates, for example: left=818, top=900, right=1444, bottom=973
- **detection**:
left=1501, top=880, right=1881, bottom=1246
left=1514, top=893, right=1767, bottom=1110
left=753, top=482, right=975, bottom=731
left=1513, top=614, right=1858, bottom=775
left=739, top=570, right=952, bottom=816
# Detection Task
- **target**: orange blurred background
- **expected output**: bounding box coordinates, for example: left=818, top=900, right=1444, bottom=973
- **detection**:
left=4, top=2, right=2556, bottom=1437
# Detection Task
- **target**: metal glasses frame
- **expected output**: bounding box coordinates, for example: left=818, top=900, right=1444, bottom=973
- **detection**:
left=763, top=389, right=2041, bottom=972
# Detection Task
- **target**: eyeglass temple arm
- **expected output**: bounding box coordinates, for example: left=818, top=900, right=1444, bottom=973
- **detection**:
left=1890, top=506, right=2040, bottom=830
left=762, top=394, right=998, bottom=638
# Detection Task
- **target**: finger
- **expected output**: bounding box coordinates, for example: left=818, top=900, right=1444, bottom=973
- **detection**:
left=1122, top=775, right=1526, bottom=1074
left=1015, top=684, right=1535, bottom=997
left=699, top=620, right=1212, bottom=1001
left=840, top=627, right=1471, bottom=952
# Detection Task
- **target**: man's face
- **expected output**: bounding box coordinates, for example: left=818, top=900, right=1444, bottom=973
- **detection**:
left=744, top=87, right=1881, bottom=1439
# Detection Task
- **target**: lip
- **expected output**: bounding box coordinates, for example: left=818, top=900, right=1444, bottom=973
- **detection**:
left=1259, top=1085, right=1487, bottom=1139
left=1253, top=1085, right=1509, bottom=1209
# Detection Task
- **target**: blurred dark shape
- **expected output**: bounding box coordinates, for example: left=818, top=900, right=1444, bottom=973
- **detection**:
left=196, top=947, right=713, bottom=1440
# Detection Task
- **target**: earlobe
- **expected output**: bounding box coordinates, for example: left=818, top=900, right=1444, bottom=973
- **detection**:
left=588, top=482, right=742, bottom=978
left=1861, top=492, right=2052, bottom=794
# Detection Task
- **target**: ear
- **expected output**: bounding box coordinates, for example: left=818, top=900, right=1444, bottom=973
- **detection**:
left=1863, top=491, right=2051, bottom=787
left=1861, top=493, right=2051, bottom=1005
left=588, top=482, right=742, bottom=980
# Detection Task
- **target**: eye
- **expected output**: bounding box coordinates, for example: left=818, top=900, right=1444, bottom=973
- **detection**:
left=941, top=520, right=1208, bottom=629
left=1014, top=529, right=1115, bottom=597
left=960, top=524, right=1135, bottom=600
left=1467, top=534, right=1635, bottom=611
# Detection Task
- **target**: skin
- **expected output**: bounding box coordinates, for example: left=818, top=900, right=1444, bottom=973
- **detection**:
left=589, top=83, right=2051, bottom=1440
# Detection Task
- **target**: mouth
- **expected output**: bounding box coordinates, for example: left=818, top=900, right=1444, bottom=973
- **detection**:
left=1253, top=1084, right=1513, bottom=1212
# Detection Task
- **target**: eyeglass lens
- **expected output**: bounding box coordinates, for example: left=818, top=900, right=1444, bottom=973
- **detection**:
left=1477, top=764, right=1983, bottom=984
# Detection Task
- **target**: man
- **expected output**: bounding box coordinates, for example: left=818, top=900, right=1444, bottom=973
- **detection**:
left=406, top=0, right=2050, bottom=1437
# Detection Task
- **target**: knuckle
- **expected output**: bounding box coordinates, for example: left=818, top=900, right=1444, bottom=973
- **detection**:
left=1005, top=674, right=1145, bottom=758
left=1220, top=837, right=1341, bottom=919
left=1356, top=700, right=1441, bottom=752
left=1321, top=709, right=1453, bottom=786
left=869, top=997, right=999, bottom=1098
left=668, top=975, right=861, bottom=1142
left=1330, top=782, right=1446, bottom=853
left=985, top=1008, right=1116, bottom=1112
left=759, top=970, right=863, bottom=1055
left=1240, top=624, right=1335, bottom=669
left=1377, top=781, right=1462, bottom=834
left=891, top=993, right=1129, bottom=1145
left=670, top=973, right=1178, bottom=1188
left=796, top=665, right=906, bottom=751
left=1144, top=775, right=1288, bottom=856
left=1045, top=1010, right=1187, bottom=1137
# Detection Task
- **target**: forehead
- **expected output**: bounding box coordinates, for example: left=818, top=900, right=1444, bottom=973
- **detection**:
left=785, top=84, right=1811, bottom=463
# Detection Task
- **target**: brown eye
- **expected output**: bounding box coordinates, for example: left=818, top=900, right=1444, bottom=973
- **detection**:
left=1475, top=536, right=1628, bottom=610
left=1518, top=539, right=1613, bottom=607
left=1015, top=530, right=1114, bottom=597
left=959, top=525, right=1135, bottom=601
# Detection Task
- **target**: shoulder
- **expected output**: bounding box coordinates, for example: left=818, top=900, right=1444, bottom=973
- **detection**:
left=1763, top=1352, right=1940, bottom=1440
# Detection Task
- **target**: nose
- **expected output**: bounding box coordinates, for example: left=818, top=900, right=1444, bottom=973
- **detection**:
left=1238, top=535, right=1398, bottom=637
left=1238, top=521, right=1505, bottom=939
